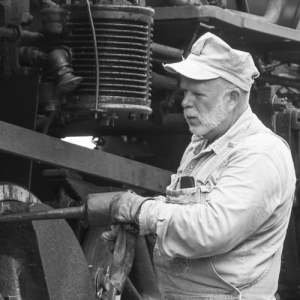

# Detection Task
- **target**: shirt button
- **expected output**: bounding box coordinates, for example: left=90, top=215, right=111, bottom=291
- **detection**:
left=232, top=290, right=239, bottom=297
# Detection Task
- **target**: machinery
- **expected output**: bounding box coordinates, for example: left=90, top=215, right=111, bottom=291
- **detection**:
left=1, top=0, right=300, bottom=299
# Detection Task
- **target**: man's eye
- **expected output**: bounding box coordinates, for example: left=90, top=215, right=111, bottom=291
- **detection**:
left=195, top=93, right=203, bottom=97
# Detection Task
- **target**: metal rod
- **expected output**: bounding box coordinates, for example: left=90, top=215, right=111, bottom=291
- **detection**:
left=0, top=206, right=85, bottom=223
left=86, top=0, right=100, bottom=119
left=0, top=27, right=16, bottom=40
left=152, top=72, right=179, bottom=90
left=151, top=43, right=183, bottom=61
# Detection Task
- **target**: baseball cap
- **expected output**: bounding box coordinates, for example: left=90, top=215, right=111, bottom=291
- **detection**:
left=163, top=32, right=259, bottom=91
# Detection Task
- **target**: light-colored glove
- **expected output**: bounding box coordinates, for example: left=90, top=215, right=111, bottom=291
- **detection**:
left=110, top=191, right=151, bottom=224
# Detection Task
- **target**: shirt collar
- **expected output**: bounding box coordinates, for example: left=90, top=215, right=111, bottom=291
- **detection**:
left=192, top=106, right=254, bottom=155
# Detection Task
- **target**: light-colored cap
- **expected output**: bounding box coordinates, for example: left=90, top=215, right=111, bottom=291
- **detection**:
left=164, top=32, right=259, bottom=91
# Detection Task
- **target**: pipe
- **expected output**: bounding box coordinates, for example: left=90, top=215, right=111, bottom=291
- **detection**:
left=0, top=206, right=85, bottom=223
left=230, top=0, right=284, bottom=24
left=152, top=72, right=179, bottom=90
left=151, top=43, right=183, bottom=61
left=0, top=27, right=17, bottom=40
left=22, top=30, right=44, bottom=44
left=257, top=74, right=300, bottom=89
left=48, top=49, right=83, bottom=94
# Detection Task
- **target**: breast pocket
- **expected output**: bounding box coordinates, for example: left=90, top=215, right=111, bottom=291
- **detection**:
left=166, top=180, right=210, bottom=205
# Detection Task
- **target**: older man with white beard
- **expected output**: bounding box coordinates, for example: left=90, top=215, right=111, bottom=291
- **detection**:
left=106, top=33, right=296, bottom=300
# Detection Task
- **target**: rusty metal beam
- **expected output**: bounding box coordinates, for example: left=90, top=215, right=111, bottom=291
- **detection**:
left=0, top=120, right=171, bottom=194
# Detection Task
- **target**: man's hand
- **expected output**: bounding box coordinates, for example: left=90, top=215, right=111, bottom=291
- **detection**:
left=110, top=191, right=150, bottom=224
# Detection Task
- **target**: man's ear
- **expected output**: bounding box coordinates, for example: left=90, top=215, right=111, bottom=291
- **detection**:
left=228, top=88, right=241, bottom=107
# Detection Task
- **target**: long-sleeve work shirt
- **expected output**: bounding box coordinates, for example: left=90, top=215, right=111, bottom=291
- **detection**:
left=139, top=107, right=296, bottom=299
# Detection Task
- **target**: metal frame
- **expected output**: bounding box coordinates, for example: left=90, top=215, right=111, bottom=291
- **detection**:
left=0, top=120, right=172, bottom=194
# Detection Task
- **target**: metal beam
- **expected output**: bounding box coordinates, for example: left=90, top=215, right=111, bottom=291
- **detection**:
left=0, top=120, right=172, bottom=194
left=154, top=6, right=300, bottom=43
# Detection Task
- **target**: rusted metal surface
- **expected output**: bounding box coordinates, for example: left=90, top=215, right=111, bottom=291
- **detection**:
left=0, top=184, right=97, bottom=300
left=31, top=203, right=97, bottom=300
left=0, top=120, right=171, bottom=194
left=0, top=183, right=40, bottom=203
left=0, top=184, right=47, bottom=300
left=0, top=201, right=50, bottom=300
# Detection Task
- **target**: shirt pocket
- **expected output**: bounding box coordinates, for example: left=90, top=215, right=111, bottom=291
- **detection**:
left=166, top=182, right=210, bottom=205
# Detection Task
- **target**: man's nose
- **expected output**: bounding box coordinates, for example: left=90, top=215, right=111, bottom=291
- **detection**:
left=181, top=91, right=193, bottom=108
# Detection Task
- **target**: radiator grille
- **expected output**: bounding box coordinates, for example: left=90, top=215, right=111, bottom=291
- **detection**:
left=45, top=5, right=154, bottom=115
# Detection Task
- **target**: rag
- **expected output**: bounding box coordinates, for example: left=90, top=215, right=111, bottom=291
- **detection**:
left=101, top=223, right=138, bottom=293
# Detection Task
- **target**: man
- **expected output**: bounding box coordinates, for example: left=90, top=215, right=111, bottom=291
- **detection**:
left=108, top=33, right=296, bottom=299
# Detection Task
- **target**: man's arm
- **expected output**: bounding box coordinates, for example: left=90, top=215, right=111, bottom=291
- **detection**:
left=140, top=143, right=294, bottom=259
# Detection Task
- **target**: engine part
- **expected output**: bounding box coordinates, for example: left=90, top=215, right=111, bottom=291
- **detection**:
left=47, top=48, right=83, bottom=94
left=19, top=46, right=47, bottom=67
left=41, top=3, right=154, bottom=119
left=0, top=191, right=121, bottom=227
left=39, top=82, right=63, bottom=111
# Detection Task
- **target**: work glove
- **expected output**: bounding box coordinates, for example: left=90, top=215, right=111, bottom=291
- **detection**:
left=110, top=191, right=151, bottom=224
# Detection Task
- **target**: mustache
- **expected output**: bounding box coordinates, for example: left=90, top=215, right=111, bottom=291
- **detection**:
left=184, top=109, right=199, bottom=118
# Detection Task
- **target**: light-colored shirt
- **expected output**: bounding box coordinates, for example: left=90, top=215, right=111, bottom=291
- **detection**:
left=139, top=107, right=296, bottom=299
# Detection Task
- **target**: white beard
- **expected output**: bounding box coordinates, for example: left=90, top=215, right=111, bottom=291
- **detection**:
left=184, top=98, right=228, bottom=137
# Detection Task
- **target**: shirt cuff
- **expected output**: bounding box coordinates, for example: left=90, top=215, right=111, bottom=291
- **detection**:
left=139, top=196, right=167, bottom=235
left=139, top=200, right=154, bottom=235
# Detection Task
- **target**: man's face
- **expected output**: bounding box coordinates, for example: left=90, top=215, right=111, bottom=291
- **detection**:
left=180, top=76, right=230, bottom=140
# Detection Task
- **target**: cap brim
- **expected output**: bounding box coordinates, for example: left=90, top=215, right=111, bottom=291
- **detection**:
left=164, top=59, right=219, bottom=81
